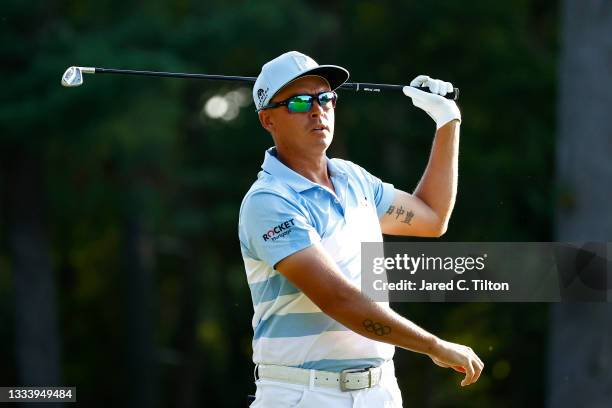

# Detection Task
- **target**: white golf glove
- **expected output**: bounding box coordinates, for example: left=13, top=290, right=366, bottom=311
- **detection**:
left=402, top=75, right=461, bottom=130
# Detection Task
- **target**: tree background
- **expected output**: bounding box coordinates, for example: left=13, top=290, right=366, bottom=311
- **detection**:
left=1, top=1, right=605, bottom=407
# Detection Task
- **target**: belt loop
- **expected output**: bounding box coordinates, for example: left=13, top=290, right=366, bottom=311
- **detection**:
left=309, top=369, right=316, bottom=390
left=253, top=364, right=259, bottom=382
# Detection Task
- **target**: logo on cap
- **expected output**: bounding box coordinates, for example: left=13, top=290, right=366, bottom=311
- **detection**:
left=257, top=88, right=269, bottom=108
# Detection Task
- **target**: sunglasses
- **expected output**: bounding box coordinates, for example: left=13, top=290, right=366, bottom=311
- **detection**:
left=260, top=91, right=338, bottom=113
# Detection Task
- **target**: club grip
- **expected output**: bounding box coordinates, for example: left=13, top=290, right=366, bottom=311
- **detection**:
left=417, top=86, right=459, bottom=101
left=339, top=82, right=459, bottom=100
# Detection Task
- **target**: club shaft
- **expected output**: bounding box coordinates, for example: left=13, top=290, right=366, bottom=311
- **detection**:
left=95, top=67, right=256, bottom=83
left=92, top=67, right=459, bottom=100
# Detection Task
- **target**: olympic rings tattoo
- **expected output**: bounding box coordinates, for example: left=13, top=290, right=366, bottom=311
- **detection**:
left=362, top=319, right=391, bottom=336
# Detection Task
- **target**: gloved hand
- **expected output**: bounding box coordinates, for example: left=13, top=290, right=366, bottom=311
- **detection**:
left=403, top=75, right=461, bottom=130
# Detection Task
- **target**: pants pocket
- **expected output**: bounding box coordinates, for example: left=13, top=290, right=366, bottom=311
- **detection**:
left=252, top=380, right=309, bottom=408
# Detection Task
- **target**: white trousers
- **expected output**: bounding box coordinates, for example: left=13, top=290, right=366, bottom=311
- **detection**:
left=250, top=361, right=403, bottom=408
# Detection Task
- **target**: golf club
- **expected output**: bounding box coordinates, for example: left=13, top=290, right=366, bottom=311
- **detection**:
left=61, top=66, right=459, bottom=100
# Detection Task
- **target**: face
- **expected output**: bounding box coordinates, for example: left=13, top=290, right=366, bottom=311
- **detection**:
left=258, top=75, right=335, bottom=157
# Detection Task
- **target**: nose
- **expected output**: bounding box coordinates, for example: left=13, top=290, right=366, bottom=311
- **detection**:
left=310, top=99, right=325, bottom=117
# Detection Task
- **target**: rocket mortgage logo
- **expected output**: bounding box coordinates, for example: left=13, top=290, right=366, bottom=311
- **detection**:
left=262, top=219, right=295, bottom=242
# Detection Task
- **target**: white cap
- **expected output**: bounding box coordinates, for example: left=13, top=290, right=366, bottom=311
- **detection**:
left=253, top=51, right=349, bottom=111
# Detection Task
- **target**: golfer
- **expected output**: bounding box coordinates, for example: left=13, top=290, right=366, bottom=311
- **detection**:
left=239, top=51, right=483, bottom=407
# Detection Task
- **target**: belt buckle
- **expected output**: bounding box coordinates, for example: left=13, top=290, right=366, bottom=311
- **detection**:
left=340, top=367, right=371, bottom=392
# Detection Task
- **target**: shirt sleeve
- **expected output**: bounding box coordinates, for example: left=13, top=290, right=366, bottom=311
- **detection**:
left=354, top=165, right=395, bottom=218
left=239, top=190, right=321, bottom=268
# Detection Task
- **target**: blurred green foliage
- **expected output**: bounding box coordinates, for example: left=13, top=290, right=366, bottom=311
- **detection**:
left=0, top=0, right=557, bottom=406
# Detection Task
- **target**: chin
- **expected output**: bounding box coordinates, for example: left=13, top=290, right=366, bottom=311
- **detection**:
left=305, top=130, right=333, bottom=151
left=319, top=133, right=333, bottom=148
left=319, top=129, right=333, bottom=141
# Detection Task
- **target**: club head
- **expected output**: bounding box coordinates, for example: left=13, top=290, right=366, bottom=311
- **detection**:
left=61, top=66, right=84, bottom=87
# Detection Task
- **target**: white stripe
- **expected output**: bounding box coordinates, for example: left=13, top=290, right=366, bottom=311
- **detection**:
left=294, top=330, right=395, bottom=362
left=253, top=331, right=395, bottom=367
left=253, top=334, right=318, bottom=366
left=244, top=257, right=278, bottom=285
left=252, top=292, right=321, bottom=328
left=254, top=292, right=321, bottom=317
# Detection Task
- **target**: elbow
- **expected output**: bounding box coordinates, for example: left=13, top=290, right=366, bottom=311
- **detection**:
left=431, top=211, right=452, bottom=237
left=429, top=221, right=448, bottom=238
left=426, top=229, right=445, bottom=238
left=436, top=223, right=449, bottom=237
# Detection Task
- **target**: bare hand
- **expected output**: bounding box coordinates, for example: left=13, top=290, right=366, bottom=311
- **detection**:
left=429, top=338, right=484, bottom=387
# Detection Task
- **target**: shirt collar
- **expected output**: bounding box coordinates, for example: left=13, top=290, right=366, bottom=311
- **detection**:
left=261, top=147, right=345, bottom=193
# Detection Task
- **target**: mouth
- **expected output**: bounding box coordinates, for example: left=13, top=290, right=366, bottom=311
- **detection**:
left=311, top=125, right=330, bottom=132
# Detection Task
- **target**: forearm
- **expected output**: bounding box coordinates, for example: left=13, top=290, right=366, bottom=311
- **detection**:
left=321, top=282, right=439, bottom=355
left=413, top=120, right=460, bottom=230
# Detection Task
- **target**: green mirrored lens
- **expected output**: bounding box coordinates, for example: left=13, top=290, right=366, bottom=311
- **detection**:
left=287, top=96, right=313, bottom=112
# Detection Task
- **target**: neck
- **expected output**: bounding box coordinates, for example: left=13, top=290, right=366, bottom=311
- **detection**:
left=275, top=146, right=333, bottom=190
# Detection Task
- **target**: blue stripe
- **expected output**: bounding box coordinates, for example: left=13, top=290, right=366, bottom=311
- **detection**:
left=254, top=312, right=348, bottom=340
left=376, top=182, right=396, bottom=218
left=249, top=274, right=300, bottom=305
left=293, top=358, right=386, bottom=373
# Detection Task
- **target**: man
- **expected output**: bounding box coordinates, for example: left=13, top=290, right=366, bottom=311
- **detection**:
left=239, top=51, right=483, bottom=407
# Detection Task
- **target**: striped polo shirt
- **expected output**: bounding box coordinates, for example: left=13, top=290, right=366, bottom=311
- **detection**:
left=238, top=147, right=396, bottom=372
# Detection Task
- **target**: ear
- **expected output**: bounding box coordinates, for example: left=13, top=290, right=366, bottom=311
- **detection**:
left=258, top=110, right=274, bottom=133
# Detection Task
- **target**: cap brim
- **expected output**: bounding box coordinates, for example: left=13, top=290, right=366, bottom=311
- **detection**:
left=296, top=65, right=350, bottom=91
left=271, top=65, right=350, bottom=101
